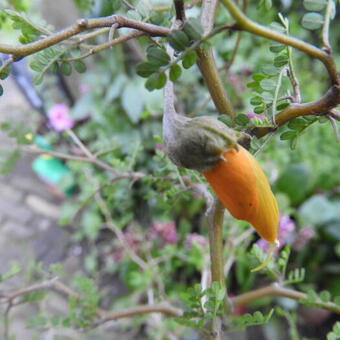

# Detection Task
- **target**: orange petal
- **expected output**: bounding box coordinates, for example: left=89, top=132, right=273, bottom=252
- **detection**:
left=203, top=146, right=279, bottom=242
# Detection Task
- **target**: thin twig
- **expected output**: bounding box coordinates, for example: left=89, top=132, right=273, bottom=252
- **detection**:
left=223, top=31, right=242, bottom=71
left=327, top=114, right=340, bottom=142
left=232, top=284, right=340, bottom=314
left=66, top=129, right=94, bottom=159
left=20, top=145, right=145, bottom=179
left=65, top=30, right=143, bottom=62
left=90, top=180, right=148, bottom=270
left=322, top=0, right=333, bottom=52
left=98, top=303, right=182, bottom=325
left=108, top=23, right=119, bottom=44
left=271, top=67, right=285, bottom=125
left=1, top=278, right=181, bottom=329
left=329, top=109, right=340, bottom=121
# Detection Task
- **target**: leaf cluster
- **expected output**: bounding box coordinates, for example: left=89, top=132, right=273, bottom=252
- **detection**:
left=136, top=18, right=203, bottom=91
left=302, top=0, right=336, bottom=31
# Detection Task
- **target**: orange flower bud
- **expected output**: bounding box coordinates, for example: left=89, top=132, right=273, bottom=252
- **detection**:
left=202, top=146, right=279, bottom=243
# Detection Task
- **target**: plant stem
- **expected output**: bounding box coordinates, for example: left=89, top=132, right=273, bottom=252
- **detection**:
left=219, top=0, right=339, bottom=85
left=207, top=199, right=225, bottom=340
left=208, top=199, right=225, bottom=284
left=197, top=47, right=235, bottom=118
left=252, top=84, right=340, bottom=137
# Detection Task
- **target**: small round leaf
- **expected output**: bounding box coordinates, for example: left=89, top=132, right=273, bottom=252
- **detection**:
left=182, top=50, right=197, bottom=69
left=302, top=12, right=324, bottom=30
left=60, top=61, right=72, bottom=76
left=147, top=46, right=170, bottom=66
left=260, top=78, right=276, bottom=91
left=136, top=62, right=159, bottom=78
left=74, top=60, right=87, bottom=73
left=303, top=0, right=327, bottom=11
left=170, top=64, right=182, bottom=81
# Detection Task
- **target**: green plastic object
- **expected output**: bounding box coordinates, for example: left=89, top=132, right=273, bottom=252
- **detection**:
left=31, top=135, right=75, bottom=197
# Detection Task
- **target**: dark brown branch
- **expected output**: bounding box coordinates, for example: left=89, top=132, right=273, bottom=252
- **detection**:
left=98, top=303, right=182, bottom=325
left=0, top=15, right=170, bottom=58
left=253, top=85, right=340, bottom=137
left=232, top=284, right=340, bottom=314
left=196, top=0, right=235, bottom=118
left=174, top=0, right=186, bottom=21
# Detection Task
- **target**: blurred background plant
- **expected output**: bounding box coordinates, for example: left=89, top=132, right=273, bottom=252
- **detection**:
left=0, top=0, right=340, bottom=339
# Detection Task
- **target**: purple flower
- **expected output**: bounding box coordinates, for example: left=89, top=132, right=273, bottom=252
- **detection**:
left=151, top=221, right=178, bottom=244
left=48, top=104, right=74, bottom=131
left=257, top=215, right=296, bottom=252
left=184, top=233, right=208, bottom=249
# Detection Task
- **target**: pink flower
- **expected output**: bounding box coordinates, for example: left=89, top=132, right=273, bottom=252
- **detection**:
left=246, top=110, right=265, bottom=119
left=151, top=221, right=178, bottom=244
left=113, top=230, right=141, bottom=261
left=184, top=233, right=209, bottom=249
left=79, top=84, right=90, bottom=93
left=48, top=103, right=74, bottom=131
left=293, top=227, right=315, bottom=251
left=257, top=215, right=296, bottom=252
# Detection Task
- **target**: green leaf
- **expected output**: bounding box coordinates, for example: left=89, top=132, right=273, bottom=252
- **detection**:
left=260, top=78, right=276, bottom=91
left=262, top=64, right=280, bottom=76
left=145, top=72, right=167, bottom=91
left=147, top=46, right=170, bottom=66
left=274, top=55, right=289, bottom=67
left=218, top=115, right=234, bottom=127
left=170, top=64, right=182, bottom=81
left=136, top=61, right=159, bottom=78
left=235, top=114, right=250, bottom=126
left=252, top=73, right=267, bottom=81
left=320, top=290, right=331, bottom=303
left=81, top=210, right=102, bottom=240
left=280, top=130, right=296, bottom=140
left=0, top=150, right=21, bottom=174
left=182, top=50, right=197, bottom=69
left=32, top=73, right=43, bottom=85
left=288, top=118, right=307, bottom=131
left=277, top=101, right=290, bottom=110
left=167, top=30, right=191, bottom=51
left=254, top=105, right=265, bottom=114
left=0, top=84, right=3, bottom=96
left=250, top=96, right=263, bottom=105
left=303, top=0, right=327, bottom=11
left=269, top=44, right=286, bottom=53
left=0, top=65, right=10, bottom=80
left=74, top=60, right=87, bottom=73
left=299, top=195, right=338, bottom=226
left=289, top=136, right=298, bottom=150
left=121, top=81, right=145, bottom=123
left=183, top=18, right=203, bottom=41
left=60, top=61, right=72, bottom=76
left=302, top=12, right=324, bottom=30
left=247, top=81, right=259, bottom=88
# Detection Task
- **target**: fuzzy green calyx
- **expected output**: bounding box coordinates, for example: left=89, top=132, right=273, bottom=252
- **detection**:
left=163, top=115, right=240, bottom=171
